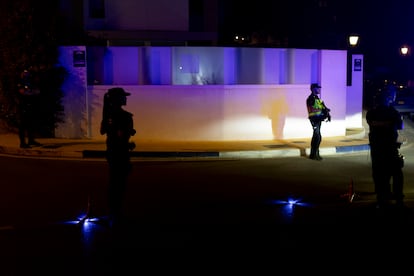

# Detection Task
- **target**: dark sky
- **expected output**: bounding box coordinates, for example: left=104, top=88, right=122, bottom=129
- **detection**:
left=219, top=0, right=414, bottom=79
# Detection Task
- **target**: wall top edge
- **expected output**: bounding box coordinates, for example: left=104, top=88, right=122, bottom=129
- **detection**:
left=88, top=84, right=310, bottom=90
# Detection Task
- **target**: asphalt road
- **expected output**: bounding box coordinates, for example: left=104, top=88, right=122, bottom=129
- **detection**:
left=2, top=117, right=414, bottom=274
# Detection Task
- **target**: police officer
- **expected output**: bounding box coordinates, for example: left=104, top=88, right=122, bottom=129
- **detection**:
left=16, top=69, right=42, bottom=148
left=306, top=83, right=331, bottom=160
left=100, top=87, right=136, bottom=226
left=366, top=84, right=404, bottom=208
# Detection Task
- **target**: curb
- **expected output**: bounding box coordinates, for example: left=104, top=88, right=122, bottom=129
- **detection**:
left=219, top=149, right=301, bottom=159
left=0, top=145, right=84, bottom=159
left=0, top=143, right=372, bottom=160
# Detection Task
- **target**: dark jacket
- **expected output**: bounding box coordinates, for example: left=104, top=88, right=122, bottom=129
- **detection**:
left=101, top=108, right=135, bottom=155
left=366, top=104, right=403, bottom=149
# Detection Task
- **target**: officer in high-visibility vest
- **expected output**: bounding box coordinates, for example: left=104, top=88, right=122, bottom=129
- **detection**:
left=306, top=83, right=331, bottom=160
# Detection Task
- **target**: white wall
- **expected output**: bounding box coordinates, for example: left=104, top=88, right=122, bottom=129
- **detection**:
left=85, top=84, right=346, bottom=142
left=346, top=54, right=364, bottom=128
left=88, top=84, right=345, bottom=141
left=57, top=46, right=356, bottom=141
left=319, top=50, right=348, bottom=137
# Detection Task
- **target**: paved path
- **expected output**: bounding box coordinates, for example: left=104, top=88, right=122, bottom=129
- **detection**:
left=0, top=127, right=369, bottom=160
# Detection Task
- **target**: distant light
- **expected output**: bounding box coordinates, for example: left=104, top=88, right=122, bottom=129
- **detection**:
left=287, top=198, right=299, bottom=205
left=234, top=35, right=246, bottom=42
left=349, top=35, right=359, bottom=47
left=401, top=46, right=409, bottom=56
left=270, top=197, right=308, bottom=207
left=269, top=197, right=311, bottom=223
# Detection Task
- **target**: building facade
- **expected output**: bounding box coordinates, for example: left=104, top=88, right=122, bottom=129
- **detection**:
left=56, top=45, right=363, bottom=142
left=53, top=1, right=363, bottom=142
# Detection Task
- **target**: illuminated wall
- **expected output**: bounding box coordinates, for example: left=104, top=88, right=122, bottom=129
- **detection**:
left=57, top=46, right=362, bottom=141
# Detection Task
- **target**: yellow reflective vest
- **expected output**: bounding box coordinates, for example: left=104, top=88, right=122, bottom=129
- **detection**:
left=307, top=94, right=326, bottom=117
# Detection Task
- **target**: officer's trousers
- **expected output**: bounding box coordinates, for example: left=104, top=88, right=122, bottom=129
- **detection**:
left=309, top=118, right=322, bottom=158
left=370, top=147, right=404, bottom=203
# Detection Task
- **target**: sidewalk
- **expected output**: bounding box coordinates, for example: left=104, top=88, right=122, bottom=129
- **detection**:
left=0, top=127, right=369, bottom=160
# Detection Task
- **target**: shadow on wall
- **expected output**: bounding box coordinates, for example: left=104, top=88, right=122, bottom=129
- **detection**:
left=264, top=94, right=288, bottom=139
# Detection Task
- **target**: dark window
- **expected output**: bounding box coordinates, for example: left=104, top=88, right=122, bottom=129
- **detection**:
left=89, top=0, right=105, bottom=18
left=189, top=0, right=204, bottom=31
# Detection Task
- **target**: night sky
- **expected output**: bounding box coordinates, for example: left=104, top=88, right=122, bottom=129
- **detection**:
left=219, top=0, right=414, bottom=81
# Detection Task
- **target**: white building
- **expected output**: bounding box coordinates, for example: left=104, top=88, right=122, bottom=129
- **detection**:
left=56, top=45, right=363, bottom=142
left=54, top=1, right=363, bottom=142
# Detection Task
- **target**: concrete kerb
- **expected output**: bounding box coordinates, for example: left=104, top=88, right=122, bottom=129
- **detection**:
left=0, top=145, right=84, bottom=159
left=219, top=148, right=301, bottom=159
left=0, top=143, right=367, bottom=160
left=0, top=126, right=371, bottom=160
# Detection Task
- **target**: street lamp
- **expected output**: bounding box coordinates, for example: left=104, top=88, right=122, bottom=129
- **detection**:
left=347, top=34, right=360, bottom=86
left=400, top=45, right=409, bottom=56
left=348, top=35, right=359, bottom=47
left=400, top=45, right=411, bottom=85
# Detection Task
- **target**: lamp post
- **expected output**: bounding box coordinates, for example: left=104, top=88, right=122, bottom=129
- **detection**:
left=349, top=35, right=359, bottom=47
left=400, top=44, right=411, bottom=86
left=346, top=34, right=364, bottom=128
left=347, top=34, right=360, bottom=86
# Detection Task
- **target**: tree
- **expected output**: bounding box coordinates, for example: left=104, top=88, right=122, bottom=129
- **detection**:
left=0, top=0, right=66, bottom=137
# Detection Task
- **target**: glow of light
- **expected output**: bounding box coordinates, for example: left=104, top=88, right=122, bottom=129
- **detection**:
left=60, top=212, right=89, bottom=225
left=60, top=212, right=103, bottom=226
left=61, top=220, right=80, bottom=225
left=234, top=35, right=245, bottom=42
left=270, top=197, right=309, bottom=207
left=349, top=35, right=359, bottom=46
left=401, top=46, right=409, bottom=55
left=287, top=198, right=299, bottom=205
left=217, top=115, right=274, bottom=140
left=269, top=197, right=310, bottom=222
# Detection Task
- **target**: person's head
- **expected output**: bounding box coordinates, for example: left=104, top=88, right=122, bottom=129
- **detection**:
left=310, top=83, right=321, bottom=95
left=106, top=87, right=131, bottom=107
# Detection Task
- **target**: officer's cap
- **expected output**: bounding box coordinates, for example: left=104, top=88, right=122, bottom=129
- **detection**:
left=310, top=83, right=321, bottom=90
left=107, top=87, right=131, bottom=97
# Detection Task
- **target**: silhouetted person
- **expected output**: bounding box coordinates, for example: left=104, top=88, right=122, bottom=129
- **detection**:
left=366, top=84, right=404, bottom=208
left=100, top=87, right=136, bottom=226
left=306, top=83, right=331, bottom=160
left=16, top=69, right=42, bottom=148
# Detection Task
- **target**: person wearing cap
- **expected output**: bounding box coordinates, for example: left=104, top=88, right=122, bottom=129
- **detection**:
left=306, top=83, right=331, bottom=160
left=16, top=68, right=42, bottom=148
left=366, top=83, right=404, bottom=208
left=100, top=87, right=136, bottom=226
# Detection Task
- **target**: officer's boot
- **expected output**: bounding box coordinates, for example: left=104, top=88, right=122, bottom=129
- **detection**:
left=309, top=148, right=316, bottom=159
left=310, top=148, right=322, bottom=161
left=316, top=150, right=323, bottom=160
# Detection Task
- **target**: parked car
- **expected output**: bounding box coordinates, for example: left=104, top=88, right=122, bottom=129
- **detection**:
left=368, top=80, right=414, bottom=119
left=391, top=85, right=414, bottom=119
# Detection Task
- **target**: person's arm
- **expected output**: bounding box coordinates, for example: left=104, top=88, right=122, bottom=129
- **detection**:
left=306, top=96, right=315, bottom=113
left=396, top=113, right=403, bottom=130
left=321, top=100, right=331, bottom=121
